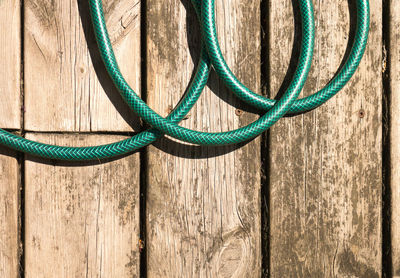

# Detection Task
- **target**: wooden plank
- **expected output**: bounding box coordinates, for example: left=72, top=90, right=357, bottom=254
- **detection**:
left=24, top=0, right=141, bottom=132
left=24, top=134, right=140, bottom=277
left=390, top=0, right=400, bottom=275
left=0, top=0, right=20, bottom=129
left=0, top=148, right=19, bottom=278
left=145, top=1, right=261, bottom=276
left=0, top=1, right=21, bottom=274
left=268, top=0, right=382, bottom=277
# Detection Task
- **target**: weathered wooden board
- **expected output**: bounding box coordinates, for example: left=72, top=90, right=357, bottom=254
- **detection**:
left=24, top=0, right=141, bottom=132
left=268, top=0, right=382, bottom=277
left=145, top=0, right=261, bottom=276
left=0, top=0, right=20, bottom=129
left=24, top=134, right=140, bottom=277
left=0, top=1, right=20, bottom=275
left=0, top=0, right=391, bottom=276
left=390, top=0, right=400, bottom=276
left=0, top=149, right=19, bottom=278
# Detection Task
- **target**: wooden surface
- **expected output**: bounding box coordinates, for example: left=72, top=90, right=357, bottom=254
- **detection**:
left=0, top=1, right=20, bottom=276
left=390, top=0, right=400, bottom=276
left=24, top=0, right=141, bottom=132
left=268, top=0, right=382, bottom=277
left=0, top=0, right=396, bottom=277
left=0, top=149, right=19, bottom=278
left=22, top=0, right=142, bottom=277
left=145, top=0, right=261, bottom=276
left=0, top=0, right=20, bottom=129
left=24, top=134, right=140, bottom=277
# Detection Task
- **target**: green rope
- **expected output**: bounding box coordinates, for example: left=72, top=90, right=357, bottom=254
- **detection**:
left=0, top=0, right=369, bottom=161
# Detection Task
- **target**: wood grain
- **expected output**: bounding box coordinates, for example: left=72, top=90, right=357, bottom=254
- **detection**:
left=268, top=0, right=382, bottom=277
left=390, top=0, right=400, bottom=275
left=0, top=0, right=20, bottom=129
left=145, top=0, right=261, bottom=276
left=0, top=149, right=19, bottom=278
left=24, top=134, right=140, bottom=277
left=0, top=1, right=20, bottom=274
left=24, top=0, right=141, bottom=132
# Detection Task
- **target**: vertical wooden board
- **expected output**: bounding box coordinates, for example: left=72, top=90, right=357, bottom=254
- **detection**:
left=24, top=0, right=141, bottom=132
left=0, top=0, right=20, bottom=275
left=146, top=0, right=261, bottom=277
left=390, top=0, right=400, bottom=275
left=0, top=0, right=20, bottom=129
left=268, top=0, right=382, bottom=277
left=0, top=149, right=19, bottom=278
left=24, top=134, right=140, bottom=277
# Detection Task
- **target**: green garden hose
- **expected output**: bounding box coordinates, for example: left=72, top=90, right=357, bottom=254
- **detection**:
left=201, top=0, right=370, bottom=113
left=0, top=0, right=210, bottom=161
left=0, top=0, right=370, bottom=161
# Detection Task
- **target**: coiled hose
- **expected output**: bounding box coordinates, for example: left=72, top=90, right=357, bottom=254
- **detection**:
left=0, top=0, right=370, bottom=161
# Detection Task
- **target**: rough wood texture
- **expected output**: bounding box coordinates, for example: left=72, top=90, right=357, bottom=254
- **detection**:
left=24, top=134, right=140, bottom=277
left=0, top=149, right=19, bottom=278
left=0, top=0, right=20, bottom=129
left=390, top=0, right=400, bottom=276
left=24, top=0, right=141, bottom=132
left=145, top=0, right=261, bottom=276
left=268, top=0, right=382, bottom=277
left=0, top=1, right=20, bottom=273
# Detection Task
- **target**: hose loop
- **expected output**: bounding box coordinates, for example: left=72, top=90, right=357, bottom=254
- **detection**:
left=0, top=0, right=370, bottom=161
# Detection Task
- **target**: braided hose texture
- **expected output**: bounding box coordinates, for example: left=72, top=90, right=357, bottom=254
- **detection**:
left=0, top=0, right=370, bottom=160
